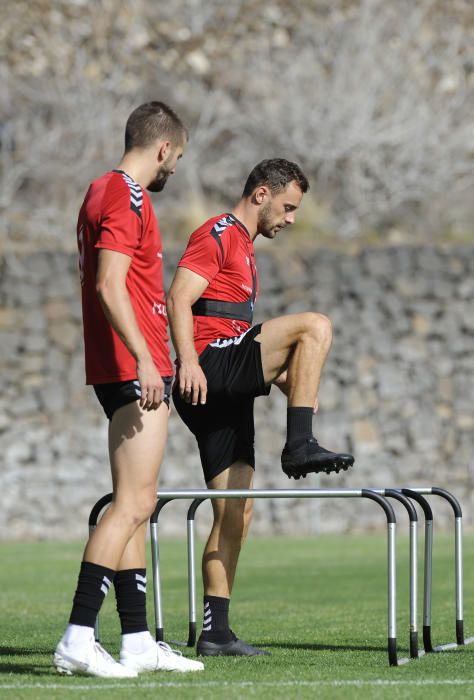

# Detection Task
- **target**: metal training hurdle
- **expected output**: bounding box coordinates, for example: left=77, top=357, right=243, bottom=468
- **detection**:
left=88, top=486, right=473, bottom=668
left=402, top=488, right=474, bottom=653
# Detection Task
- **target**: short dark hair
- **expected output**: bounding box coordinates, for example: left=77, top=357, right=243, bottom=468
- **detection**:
left=124, top=101, right=187, bottom=152
left=242, top=159, right=309, bottom=198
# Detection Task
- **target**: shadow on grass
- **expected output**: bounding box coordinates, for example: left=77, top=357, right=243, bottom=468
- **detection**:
left=0, top=664, right=53, bottom=676
left=0, top=646, right=53, bottom=656
left=262, top=641, right=388, bottom=653
left=0, top=646, right=55, bottom=676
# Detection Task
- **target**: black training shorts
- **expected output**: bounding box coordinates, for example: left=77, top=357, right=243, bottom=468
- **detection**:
left=94, top=377, right=173, bottom=421
left=173, top=324, right=270, bottom=483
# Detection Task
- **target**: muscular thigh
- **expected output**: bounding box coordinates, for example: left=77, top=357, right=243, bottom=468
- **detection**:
left=109, top=400, right=169, bottom=497
left=257, top=313, right=314, bottom=383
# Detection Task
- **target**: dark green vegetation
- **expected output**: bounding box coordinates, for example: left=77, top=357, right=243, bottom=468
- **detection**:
left=0, top=534, right=473, bottom=699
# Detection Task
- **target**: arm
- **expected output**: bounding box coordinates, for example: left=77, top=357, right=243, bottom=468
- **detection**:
left=167, top=267, right=209, bottom=405
left=96, top=248, right=164, bottom=410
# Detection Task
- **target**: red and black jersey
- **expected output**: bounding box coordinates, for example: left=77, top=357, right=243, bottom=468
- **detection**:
left=77, top=169, right=173, bottom=384
left=178, top=213, right=259, bottom=355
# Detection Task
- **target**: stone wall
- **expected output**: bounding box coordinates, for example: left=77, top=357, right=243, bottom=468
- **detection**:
left=1, top=244, right=473, bottom=539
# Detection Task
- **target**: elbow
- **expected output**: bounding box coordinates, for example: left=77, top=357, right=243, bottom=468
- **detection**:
left=96, top=275, right=118, bottom=307
left=166, top=293, right=174, bottom=318
left=166, top=290, right=181, bottom=319
left=167, top=290, right=195, bottom=323
left=95, top=278, right=107, bottom=303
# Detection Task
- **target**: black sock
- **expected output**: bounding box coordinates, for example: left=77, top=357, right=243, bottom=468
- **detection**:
left=200, top=595, right=234, bottom=643
left=286, top=407, right=313, bottom=446
left=114, top=568, right=149, bottom=635
left=69, top=561, right=115, bottom=628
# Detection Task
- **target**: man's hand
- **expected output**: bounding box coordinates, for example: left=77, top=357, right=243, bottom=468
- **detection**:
left=178, top=359, right=207, bottom=406
left=137, top=356, right=165, bottom=410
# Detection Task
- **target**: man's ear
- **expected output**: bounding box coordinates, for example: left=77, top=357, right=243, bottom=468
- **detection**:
left=253, top=186, right=269, bottom=205
left=157, top=140, right=171, bottom=164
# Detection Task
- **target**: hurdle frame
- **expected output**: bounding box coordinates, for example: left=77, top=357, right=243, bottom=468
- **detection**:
left=148, top=488, right=406, bottom=666
left=87, top=485, right=473, bottom=667
left=399, top=487, right=474, bottom=651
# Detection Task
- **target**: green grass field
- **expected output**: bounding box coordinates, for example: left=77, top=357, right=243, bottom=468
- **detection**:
left=0, top=534, right=473, bottom=699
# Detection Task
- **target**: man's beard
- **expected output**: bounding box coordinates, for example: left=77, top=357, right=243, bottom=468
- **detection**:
left=257, top=201, right=280, bottom=238
left=147, top=166, right=172, bottom=193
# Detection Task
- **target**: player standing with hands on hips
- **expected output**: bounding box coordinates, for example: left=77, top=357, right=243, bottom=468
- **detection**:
left=167, top=159, right=355, bottom=657
left=54, top=102, right=203, bottom=677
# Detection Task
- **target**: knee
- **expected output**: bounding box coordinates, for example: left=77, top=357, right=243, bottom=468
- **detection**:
left=301, top=312, right=332, bottom=348
left=116, top=491, right=157, bottom=530
left=140, top=491, right=158, bottom=521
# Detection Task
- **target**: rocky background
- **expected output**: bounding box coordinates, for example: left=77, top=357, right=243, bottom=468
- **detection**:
left=1, top=0, right=473, bottom=250
left=1, top=0, right=473, bottom=538
left=1, top=242, right=473, bottom=538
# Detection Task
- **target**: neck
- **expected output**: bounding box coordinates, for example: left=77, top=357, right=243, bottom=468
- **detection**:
left=231, top=199, right=259, bottom=241
left=116, top=152, right=152, bottom=190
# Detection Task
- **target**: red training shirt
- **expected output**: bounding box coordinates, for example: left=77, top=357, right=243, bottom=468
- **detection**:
left=77, top=169, right=173, bottom=384
left=178, top=213, right=259, bottom=355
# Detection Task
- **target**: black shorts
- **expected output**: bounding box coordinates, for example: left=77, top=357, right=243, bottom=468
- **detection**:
left=172, top=324, right=270, bottom=483
left=94, top=377, right=173, bottom=421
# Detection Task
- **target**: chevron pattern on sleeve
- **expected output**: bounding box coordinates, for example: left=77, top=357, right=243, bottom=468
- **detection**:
left=120, top=172, right=143, bottom=218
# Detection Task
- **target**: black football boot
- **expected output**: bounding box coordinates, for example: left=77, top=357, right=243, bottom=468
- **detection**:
left=281, top=438, right=354, bottom=479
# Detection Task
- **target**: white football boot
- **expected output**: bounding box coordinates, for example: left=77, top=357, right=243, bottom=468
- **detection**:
left=120, top=640, right=204, bottom=673
left=54, top=640, right=138, bottom=678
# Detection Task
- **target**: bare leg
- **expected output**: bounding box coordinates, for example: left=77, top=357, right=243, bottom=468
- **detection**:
left=58, top=419, right=204, bottom=677
left=203, top=462, right=254, bottom=598
left=84, top=400, right=168, bottom=569
left=196, top=463, right=268, bottom=656
left=256, top=312, right=354, bottom=477
left=54, top=400, right=169, bottom=677
left=116, top=522, right=147, bottom=571
left=257, top=311, right=332, bottom=406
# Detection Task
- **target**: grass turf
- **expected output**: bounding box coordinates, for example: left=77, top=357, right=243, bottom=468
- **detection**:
left=0, top=533, right=473, bottom=699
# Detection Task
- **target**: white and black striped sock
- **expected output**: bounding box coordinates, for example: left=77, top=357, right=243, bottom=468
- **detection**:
left=69, top=561, right=115, bottom=629
left=114, top=568, right=148, bottom=635
left=200, top=595, right=233, bottom=642
left=203, top=600, right=212, bottom=631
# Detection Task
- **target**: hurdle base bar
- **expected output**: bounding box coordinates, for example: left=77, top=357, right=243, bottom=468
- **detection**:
left=433, top=639, right=474, bottom=652
left=423, top=618, right=474, bottom=653
left=433, top=642, right=458, bottom=652
left=432, top=620, right=474, bottom=652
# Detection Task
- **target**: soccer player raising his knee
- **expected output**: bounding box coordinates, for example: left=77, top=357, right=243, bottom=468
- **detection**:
left=167, top=158, right=354, bottom=656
